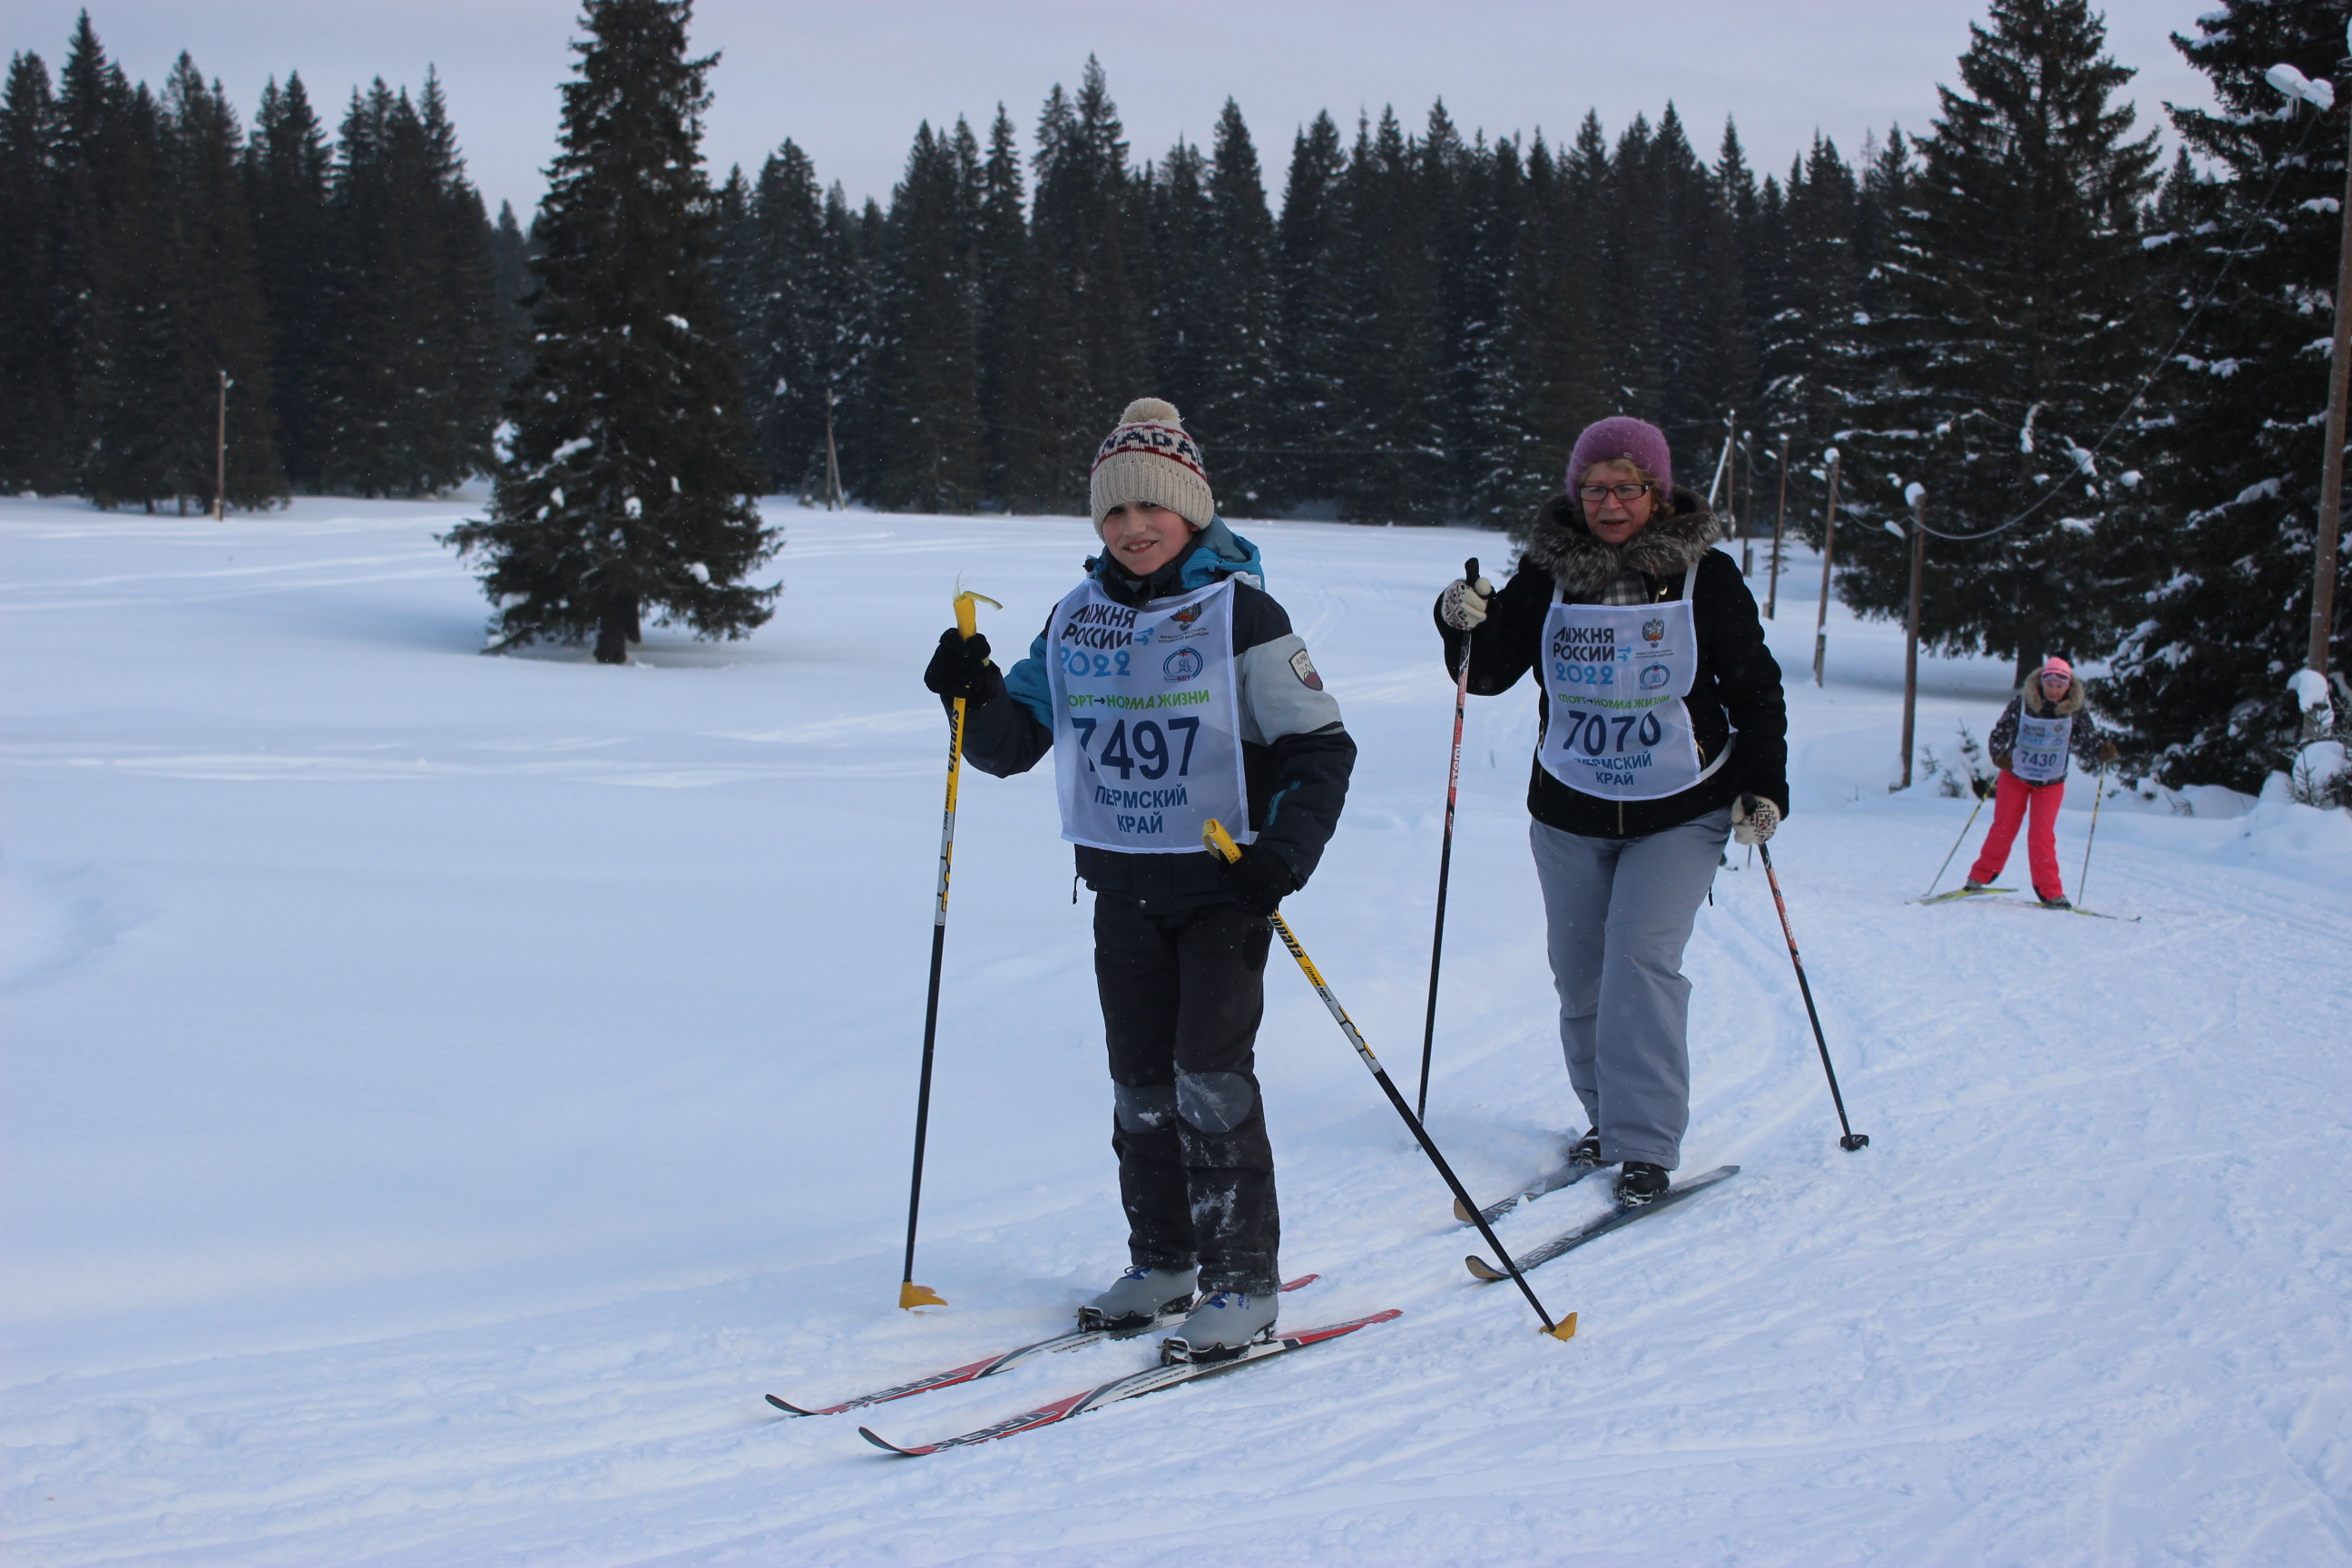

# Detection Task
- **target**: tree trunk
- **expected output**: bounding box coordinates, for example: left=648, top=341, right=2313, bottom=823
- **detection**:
left=593, top=606, right=631, bottom=664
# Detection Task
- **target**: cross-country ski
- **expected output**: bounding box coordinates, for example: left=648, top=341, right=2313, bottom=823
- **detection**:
left=1465, top=1166, right=1743, bottom=1281
left=856, top=1309, right=1404, bottom=1456
left=1910, top=884, right=2014, bottom=905
left=1453, top=1151, right=1607, bottom=1225
left=765, top=1274, right=1318, bottom=1416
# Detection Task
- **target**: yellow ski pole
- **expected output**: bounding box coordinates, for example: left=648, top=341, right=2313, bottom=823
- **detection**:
left=1203, top=819, right=1576, bottom=1341
left=899, top=589, right=998, bottom=1309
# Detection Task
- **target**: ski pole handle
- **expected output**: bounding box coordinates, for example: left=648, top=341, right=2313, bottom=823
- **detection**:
left=1465, top=555, right=1480, bottom=585
left=953, top=589, right=999, bottom=641
left=1204, top=817, right=1242, bottom=865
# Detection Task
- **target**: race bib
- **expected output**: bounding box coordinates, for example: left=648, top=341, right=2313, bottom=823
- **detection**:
left=2012, top=713, right=2073, bottom=784
left=1534, top=564, right=1730, bottom=802
left=1044, top=578, right=1250, bottom=853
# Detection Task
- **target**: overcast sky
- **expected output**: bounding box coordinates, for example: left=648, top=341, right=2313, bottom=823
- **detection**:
left=10, top=1, right=2224, bottom=220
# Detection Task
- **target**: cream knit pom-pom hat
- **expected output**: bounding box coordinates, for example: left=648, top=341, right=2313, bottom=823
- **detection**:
left=1089, top=397, right=1214, bottom=530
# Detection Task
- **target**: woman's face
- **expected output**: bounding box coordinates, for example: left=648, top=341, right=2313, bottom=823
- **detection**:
left=1578, top=461, right=1658, bottom=546
left=2040, top=671, right=2072, bottom=702
left=1098, top=503, right=1195, bottom=578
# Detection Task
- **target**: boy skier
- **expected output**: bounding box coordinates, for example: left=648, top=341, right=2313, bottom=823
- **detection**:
left=1966, top=656, right=2119, bottom=908
left=921, top=398, right=1355, bottom=1361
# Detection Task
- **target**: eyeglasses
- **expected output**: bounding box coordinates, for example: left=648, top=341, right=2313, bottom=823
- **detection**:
left=1578, top=483, right=1652, bottom=503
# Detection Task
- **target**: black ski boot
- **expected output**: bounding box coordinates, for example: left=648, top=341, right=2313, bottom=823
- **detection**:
left=1569, top=1127, right=1602, bottom=1167
left=1614, top=1161, right=1671, bottom=1206
left=2039, top=895, right=2072, bottom=909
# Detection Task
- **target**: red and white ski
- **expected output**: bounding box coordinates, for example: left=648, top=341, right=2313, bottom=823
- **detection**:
left=858, top=1308, right=1401, bottom=1455
left=767, top=1274, right=1318, bottom=1417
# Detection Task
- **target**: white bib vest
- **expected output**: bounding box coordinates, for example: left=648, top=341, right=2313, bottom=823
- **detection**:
left=1044, top=577, right=1251, bottom=854
left=2012, top=712, right=2073, bottom=784
left=1536, top=564, right=1731, bottom=802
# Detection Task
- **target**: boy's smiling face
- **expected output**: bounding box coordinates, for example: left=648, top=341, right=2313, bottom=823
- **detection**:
left=1098, top=503, right=1196, bottom=579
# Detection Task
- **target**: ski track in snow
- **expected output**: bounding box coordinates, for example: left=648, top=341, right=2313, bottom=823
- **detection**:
left=2, top=496, right=2347, bottom=1566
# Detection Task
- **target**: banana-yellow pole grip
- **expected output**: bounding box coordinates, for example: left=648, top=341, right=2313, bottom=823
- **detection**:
left=953, top=590, right=1001, bottom=641
left=1203, top=818, right=1241, bottom=865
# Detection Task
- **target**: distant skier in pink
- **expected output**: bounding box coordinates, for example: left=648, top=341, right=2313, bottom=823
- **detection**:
left=1965, top=656, right=2119, bottom=909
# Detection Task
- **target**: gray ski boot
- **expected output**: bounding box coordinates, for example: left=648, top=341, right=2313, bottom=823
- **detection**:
left=1078, top=1265, right=1198, bottom=1333
left=1160, top=1289, right=1279, bottom=1365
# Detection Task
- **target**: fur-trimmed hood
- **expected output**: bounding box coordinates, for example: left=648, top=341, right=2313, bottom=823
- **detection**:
left=1522, top=485, right=1720, bottom=597
left=2021, top=674, right=2086, bottom=718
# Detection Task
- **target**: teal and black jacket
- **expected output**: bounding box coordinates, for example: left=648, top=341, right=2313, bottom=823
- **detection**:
left=949, top=521, right=1356, bottom=915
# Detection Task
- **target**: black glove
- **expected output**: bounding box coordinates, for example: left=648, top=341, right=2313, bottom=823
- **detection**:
left=1221, top=843, right=1301, bottom=916
left=923, top=628, right=995, bottom=702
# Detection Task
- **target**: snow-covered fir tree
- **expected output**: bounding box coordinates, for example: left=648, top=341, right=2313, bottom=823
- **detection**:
left=1192, top=99, right=1281, bottom=513
left=446, top=0, right=773, bottom=664
left=2102, top=0, right=2352, bottom=789
left=1840, top=0, right=2161, bottom=683
left=1, top=48, right=74, bottom=494
left=318, top=74, right=499, bottom=496
left=244, top=74, right=334, bottom=492
left=867, top=120, right=982, bottom=513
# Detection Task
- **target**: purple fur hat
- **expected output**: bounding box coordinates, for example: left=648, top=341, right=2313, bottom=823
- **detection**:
left=1566, top=416, right=1673, bottom=494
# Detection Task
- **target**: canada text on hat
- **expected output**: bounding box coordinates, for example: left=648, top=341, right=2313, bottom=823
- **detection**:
left=1092, top=412, right=1208, bottom=488
left=1089, top=397, right=1215, bottom=529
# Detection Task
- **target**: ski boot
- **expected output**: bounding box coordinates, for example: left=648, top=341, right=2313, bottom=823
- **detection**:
left=1614, top=1161, right=1671, bottom=1206
left=1160, top=1289, right=1278, bottom=1365
left=1569, top=1127, right=1603, bottom=1168
left=1963, top=878, right=1988, bottom=893
left=2039, top=895, right=2072, bottom=910
left=1079, top=1265, right=1198, bottom=1333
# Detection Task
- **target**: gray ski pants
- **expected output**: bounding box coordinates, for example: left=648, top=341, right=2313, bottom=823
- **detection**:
left=1529, top=807, right=1731, bottom=1171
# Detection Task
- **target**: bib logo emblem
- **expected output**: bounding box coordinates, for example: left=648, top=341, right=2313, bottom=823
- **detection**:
left=1168, top=603, right=1205, bottom=630
left=1162, top=647, right=1204, bottom=681
left=1640, top=662, right=1671, bottom=690
left=1642, top=617, right=1665, bottom=644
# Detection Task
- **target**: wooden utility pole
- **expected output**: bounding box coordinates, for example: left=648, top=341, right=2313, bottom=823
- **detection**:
left=212, top=370, right=230, bottom=521
left=1740, top=432, right=1756, bottom=577
left=2309, top=80, right=2352, bottom=690
left=824, top=389, right=845, bottom=511
left=1768, top=435, right=1790, bottom=619
left=1812, top=448, right=1841, bottom=687
left=1900, top=483, right=1928, bottom=788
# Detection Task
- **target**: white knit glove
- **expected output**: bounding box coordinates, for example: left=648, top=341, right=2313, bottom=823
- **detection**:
left=1438, top=575, right=1494, bottom=631
left=1731, top=793, right=1780, bottom=846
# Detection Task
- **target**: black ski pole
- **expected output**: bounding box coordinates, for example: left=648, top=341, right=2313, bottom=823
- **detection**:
left=2076, top=763, right=2108, bottom=906
left=899, top=589, right=997, bottom=1309
left=1207, top=819, right=1578, bottom=1340
left=1922, top=782, right=1992, bottom=899
left=1416, top=556, right=1479, bottom=1120
left=1756, top=842, right=1869, bottom=1151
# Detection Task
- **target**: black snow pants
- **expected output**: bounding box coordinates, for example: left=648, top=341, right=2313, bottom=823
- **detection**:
left=1093, top=894, right=1279, bottom=1296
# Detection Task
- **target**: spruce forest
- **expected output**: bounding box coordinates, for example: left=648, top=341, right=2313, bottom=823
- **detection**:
left=2, top=0, right=2347, bottom=786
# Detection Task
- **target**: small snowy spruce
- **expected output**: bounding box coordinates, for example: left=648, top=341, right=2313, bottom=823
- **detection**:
left=446, top=0, right=773, bottom=663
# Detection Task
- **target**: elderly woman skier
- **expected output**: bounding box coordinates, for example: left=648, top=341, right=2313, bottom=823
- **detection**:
left=1434, top=416, right=1787, bottom=1204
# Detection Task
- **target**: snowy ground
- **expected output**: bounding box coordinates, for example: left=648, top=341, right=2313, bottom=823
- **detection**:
left=4, top=495, right=2348, bottom=1567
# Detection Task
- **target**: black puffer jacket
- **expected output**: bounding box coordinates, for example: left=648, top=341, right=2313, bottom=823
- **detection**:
left=1436, top=485, right=1788, bottom=840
